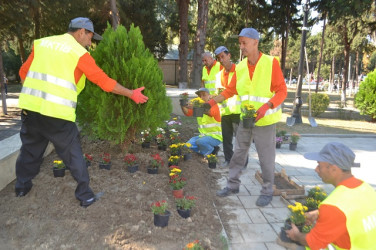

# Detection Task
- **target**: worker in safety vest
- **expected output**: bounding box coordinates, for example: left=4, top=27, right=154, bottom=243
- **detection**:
left=180, top=88, right=222, bottom=157
left=17, top=17, right=148, bottom=208
left=201, top=52, right=223, bottom=95
left=286, top=142, right=376, bottom=250
left=205, top=28, right=287, bottom=207
left=214, top=46, right=245, bottom=168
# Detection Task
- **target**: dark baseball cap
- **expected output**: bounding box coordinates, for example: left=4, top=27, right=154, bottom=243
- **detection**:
left=304, top=142, right=360, bottom=170
left=69, top=17, right=103, bottom=40
left=195, top=88, right=210, bottom=96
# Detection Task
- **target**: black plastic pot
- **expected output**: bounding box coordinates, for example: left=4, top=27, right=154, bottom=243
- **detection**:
left=127, top=164, right=139, bottom=173
left=208, top=162, right=216, bottom=169
left=154, top=210, right=171, bottom=227
left=147, top=167, right=158, bottom=174
left=99, top=163, right=111, bottom=170
left=53, top=167, right=65, bottom=177
left=177, top=208, right=191, bottom=218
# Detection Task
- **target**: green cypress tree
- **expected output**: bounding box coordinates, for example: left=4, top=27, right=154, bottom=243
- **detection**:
left=77, top=24, right=172, bottom=146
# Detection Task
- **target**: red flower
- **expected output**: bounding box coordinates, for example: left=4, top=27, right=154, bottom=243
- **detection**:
left=124, top=154, right=137, bottom=165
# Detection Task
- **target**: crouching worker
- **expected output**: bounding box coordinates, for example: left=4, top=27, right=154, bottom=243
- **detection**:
left=286, top=142, right=376, bottom=249
left=180, top=88, right=222, bottom=157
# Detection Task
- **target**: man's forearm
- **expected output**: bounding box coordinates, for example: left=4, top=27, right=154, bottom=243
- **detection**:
left=111, top=82, right=133, bottom=98
left=213, top=94, right=225, bottom=104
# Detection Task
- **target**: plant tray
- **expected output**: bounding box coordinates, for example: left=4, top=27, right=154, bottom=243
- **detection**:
left=255, top=170, right=305, bottom=197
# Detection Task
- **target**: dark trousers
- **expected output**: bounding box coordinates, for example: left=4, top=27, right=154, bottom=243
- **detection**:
left=221, top=114, right=240, bottom=162
left=15, top=110, right=94, bottom=201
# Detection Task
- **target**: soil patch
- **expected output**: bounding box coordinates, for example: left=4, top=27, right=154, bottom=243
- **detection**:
left=0, top=115, right=226, bottom=249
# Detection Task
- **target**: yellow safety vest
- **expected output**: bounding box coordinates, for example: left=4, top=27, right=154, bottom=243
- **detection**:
left=215, top=68, right=241, bottom=116
left=236, top=55, right=282, bottom=126
left=202, top=61, right=221, bottom=95
left=197, top=114, right=222, bottom=142
left=316, top=182, right=376, bottom=250
left=19, top=33, right=87, bottom=122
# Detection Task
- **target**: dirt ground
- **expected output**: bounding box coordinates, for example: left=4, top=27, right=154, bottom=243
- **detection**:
left=0, top=116, right=227, bottom=250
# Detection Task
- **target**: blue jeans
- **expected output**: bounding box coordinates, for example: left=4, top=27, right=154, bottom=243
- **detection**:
left=187, top=136, right=221, bottom=156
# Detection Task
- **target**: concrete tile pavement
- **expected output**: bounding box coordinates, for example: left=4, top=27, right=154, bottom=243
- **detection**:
left=214, top=135, right=376, bottom=249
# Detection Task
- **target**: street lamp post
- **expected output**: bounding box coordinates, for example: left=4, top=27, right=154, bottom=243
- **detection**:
left=291, top=1, right=310, bottom=124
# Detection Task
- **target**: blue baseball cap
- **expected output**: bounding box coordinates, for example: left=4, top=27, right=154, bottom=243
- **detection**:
left=195, top=88, right=210, bottom=96
left=238, top=28, right=260, bottom=40
left=304, top=142, right=360, bottom=170
left=69, top=17, right=103, bottom=40
left=214, top=46, right=229, bottom=56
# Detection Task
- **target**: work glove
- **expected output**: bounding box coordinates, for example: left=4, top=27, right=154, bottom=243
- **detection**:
left=130, top=87, right=148, bottom=104
left=255, top=103, right=270, bottom=121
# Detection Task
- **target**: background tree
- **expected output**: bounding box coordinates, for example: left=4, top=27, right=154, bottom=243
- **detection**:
left=191, top=0, right=209, bottom=89
left=76, top=24, right=172, bottom=147
left=176, top=0, right=190, bottom=87
left=118, top=0, right=168, bottom=58
left=269, top=0, right=302, bottom=72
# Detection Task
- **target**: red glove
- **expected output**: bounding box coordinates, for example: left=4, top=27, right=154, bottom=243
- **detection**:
left=130, top=87, right=148, bottom=104
left=255, top=103, right=270, bottom=121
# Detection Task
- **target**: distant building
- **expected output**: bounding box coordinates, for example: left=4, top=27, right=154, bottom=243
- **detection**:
left=158, top=45, right=193, bottom=86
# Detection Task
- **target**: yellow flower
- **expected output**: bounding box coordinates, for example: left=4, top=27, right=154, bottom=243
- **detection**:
left=186, top=143, right=192, bottom=147
left=171, top=168, right=181, bottom=173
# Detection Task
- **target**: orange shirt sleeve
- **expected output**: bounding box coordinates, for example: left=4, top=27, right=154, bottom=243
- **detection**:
left=306, top=204, right=350, bottom=250
left=19, top=46, right=35, bottom=80
left=221, top=71, right=238, bottom=99
left=209, top=104, right=221, bottom=122
left=269, top=58, right=287, bottom=108
left=75, top=53, right=117, bottom=92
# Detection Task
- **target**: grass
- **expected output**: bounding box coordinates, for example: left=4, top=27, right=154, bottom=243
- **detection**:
left=282, top=88, right=376, bottom=135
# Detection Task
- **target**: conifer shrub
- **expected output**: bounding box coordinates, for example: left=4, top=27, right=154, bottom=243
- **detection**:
left=308, top=93, right=330, bottom=117
left=354, top=70, right=376, bottom=122
left=77, top=24, right=172, bottom=146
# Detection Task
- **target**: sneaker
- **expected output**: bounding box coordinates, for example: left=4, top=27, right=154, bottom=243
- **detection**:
left=256, top=195, right=273, bottom=207
left=211, top=146, right=220, bottom=155
left=220, top=160, right=230, bottom=168
left=80, top=197, right=96, bottom=208
left=216, top=187, right=239, bottom=197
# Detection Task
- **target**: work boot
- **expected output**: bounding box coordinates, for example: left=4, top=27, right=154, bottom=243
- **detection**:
left=256, top=195, right=273, bottom=207
left=216, top=187, right=239, bottom=197
left=211, top=146, right=220, bottom=155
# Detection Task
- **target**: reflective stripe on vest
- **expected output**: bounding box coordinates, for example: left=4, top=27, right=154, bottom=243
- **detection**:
left=215, top=69, right=241, bottom=116
left=21, top=87, right=76, bottom=108
left=236, top=55, right=282, bottom=126
left=202, top=61, right=221, bottom=95
left=27, top=70, right=77, bottom=91
left=197, top=114, right=222, bottom=141
left=19, top=34, right=87, bottom=121
left=319, top=182, right=376, bottom=250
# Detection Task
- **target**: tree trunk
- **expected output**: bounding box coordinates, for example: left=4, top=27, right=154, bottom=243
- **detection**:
left=191, top=0, right=209, bottom=89
left=110, top=0, right=120, bottom=30
left=281, top=33, right=287, bottom=72
left=342, top=43, right=351, bottom=106
left=31, top=0, right=41, bottom=39
left=330, top=55, right=335, bottom=91
left=315, top=14, right=326, bottom=93
left=18, top=35, right=26, bottom=63
left=355, top=51, right=360, bottom=87
left=0, top=46, right=7, bottom=115
left=176, top=0, right=190, bottom=87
